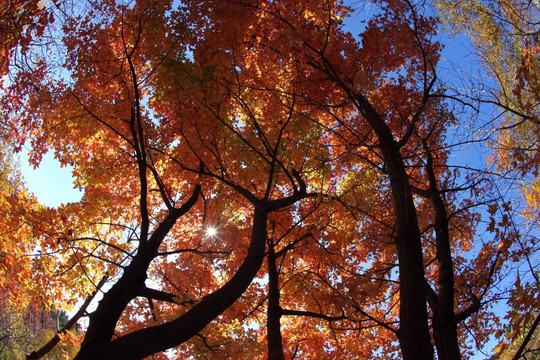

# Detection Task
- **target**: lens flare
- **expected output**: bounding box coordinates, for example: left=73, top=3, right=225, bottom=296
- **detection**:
left=205, top=226, right=217, bottom=237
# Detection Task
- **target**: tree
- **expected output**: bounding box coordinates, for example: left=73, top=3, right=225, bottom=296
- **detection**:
left=434, top=0, right=540, bottom=196
left=435, top=1, right=540, bottom=358
left=0, top=0, right=526, bottom=359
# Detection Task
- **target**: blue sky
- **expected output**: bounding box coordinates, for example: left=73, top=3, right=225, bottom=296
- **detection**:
left=20, top=148, right=83, bottom=207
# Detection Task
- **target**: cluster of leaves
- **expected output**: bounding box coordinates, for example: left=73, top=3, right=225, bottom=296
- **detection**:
left=0, top=0, right=536, bottom=359
left=0, top=0, right=55, bottom=76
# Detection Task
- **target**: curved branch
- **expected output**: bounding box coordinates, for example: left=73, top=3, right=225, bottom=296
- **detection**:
left=512, top=311, right=540, bottom=360
left=26, top=275, right=108, bottom=360
left=75, top=208, right=269, bottom=360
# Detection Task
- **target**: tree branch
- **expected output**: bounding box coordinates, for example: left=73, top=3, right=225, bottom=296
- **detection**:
left=280, top=308, right=346, bottom=322
left=512, top=311, right=540, bottom=360
left=26, top=275, right=108, bottom=360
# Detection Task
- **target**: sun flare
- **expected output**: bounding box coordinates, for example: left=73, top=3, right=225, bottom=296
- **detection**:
left=205, top=226, right=218, bottom=237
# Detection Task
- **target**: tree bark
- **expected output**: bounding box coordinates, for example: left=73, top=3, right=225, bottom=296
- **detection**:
left=359, top=97, right=434, bottom=360
left=267, top=243, right=285, bottom=360
left=424, top=145, right=461, bottom=360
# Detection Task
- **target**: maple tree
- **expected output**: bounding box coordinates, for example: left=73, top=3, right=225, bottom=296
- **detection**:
left=0, top=0, right=534, bottom=359
left=436, top=1, right=540, bottom=358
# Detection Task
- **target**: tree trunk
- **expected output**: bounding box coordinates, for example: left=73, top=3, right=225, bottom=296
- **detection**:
left=78, top=186, right=201, bottom=349
left=425, top=145, right=461, bottom=360
left=368, top=113, right=434, bottom=360
left=433, top=321, right=461, bottom=360
left=267, top=243, right=285, bottom=360
left=431, top=197, right=461, bottom=360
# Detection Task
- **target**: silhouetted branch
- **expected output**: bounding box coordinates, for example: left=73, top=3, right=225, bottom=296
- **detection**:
left=26, top=275, right=108, bottom=360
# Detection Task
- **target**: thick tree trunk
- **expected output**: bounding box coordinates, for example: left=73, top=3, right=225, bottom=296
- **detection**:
left=425, top=145, right=461, bottom=360
left=75, top=208, right=268, bottom=360
left=77, top=258, right=147, bottom=347
left=434, top=321, right=461, bottom=360
left=431, top=193, right=461, bottom=360
left=392, top=214, right=434, bottom=360
left=381, top=146, right=433, bottom=360
left=267, top=244, right=285, bottom=360
left=362, top=101, right=433, bottom=360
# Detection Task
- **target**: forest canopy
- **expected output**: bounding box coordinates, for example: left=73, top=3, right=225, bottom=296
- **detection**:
left=0, top=0, right=539, bottom=359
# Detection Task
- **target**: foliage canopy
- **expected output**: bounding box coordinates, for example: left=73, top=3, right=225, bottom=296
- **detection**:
left=0, top=0, right=539, bottom=359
